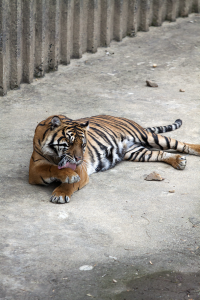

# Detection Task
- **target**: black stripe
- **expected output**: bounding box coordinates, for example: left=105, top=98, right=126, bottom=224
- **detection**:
left=40, top=176, right=49, bottom=185
left=93, top=117, right=126, bottom=136
left=156, top=152, right=160, bottom=161
left=116, top=118, right=147, bottom=139
left=164, top=136, right=170, bottom=149
left=34, top=147, right=51, bottom=162
left=49, top=132, right=59, bottom=155
left=96, top=118, right=140, bottom=140
left=121, top=119, right=152, bottom=147
left=88, top=142, right=103, bottom=172
left=88, top=132, right=108, bottom=151
left=175, top=119, right=182, bottom=126
left=106, top=118, right=134, bottom=134
left=62, top=128, right=67, bottom=137
left=32, top=156, right=43, bottom=162
left=43, top=128, right=50, bottom=140
left=57, top=136, right=64, bottom=144
left=88, top=126, right=119, bottom=150
left=139, top=149, right=148, bottom=162
left=127, top=148, right=143, bottom=161
left=87, top=141, right=95, bottom=164
left=132, top=150, right=142, bottom=161
left=126, top=145, right=142, bottom=153
left=147, top=151, right=153, bottom=161
left=89, top=126, right=114, bottom=145
left=91, top=121, right=118, bottom=138
left=88, top=131, right=115, bottom=165
left=126, top=151, right=135, bottom=161
left=152, top=133, right=163, bottom=150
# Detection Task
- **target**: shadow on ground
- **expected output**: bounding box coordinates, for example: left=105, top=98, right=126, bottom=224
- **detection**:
left=114, top=271, right=200, bottom=300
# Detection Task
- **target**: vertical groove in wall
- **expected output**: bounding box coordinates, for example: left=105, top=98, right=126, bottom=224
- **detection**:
left=152, top=0, right=166, bottom=26
left=22, top=0, right=35, bottom=83
left=35, top=0, right=47, bottom=77
left=48, top=0, right=60, bottom=71
left=73, top=0, right=83, bottom=58
left=166, top=0, right=178, bottom=21
left=114, top=0, right=124, bottom=41
left=127, top=0, right=139, bottom=37
left=80, top=0, right=87, bottom=53
left=192, top=0, right=200, bottom=12
left=140, top=0, right=151, bottom=31
left=179, top=0, right=190, bottom=17
left=96, top=0, right=102, bottom=47
left=10, top=0, right=22, bottom=90
left=60, top=0, right=74, bottom=65
left=101, top=0, right=112, bottom=46
left=0, top=0, right=8, bottom=96
left=87, top=0, right=100, bottom=53
left=122, top=0, right=129, bottom=38
left=0, top=0, right=200, bottom=95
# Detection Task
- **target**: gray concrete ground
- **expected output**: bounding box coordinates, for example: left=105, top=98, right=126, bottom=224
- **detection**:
left=0, top=14, right=200, bottom=300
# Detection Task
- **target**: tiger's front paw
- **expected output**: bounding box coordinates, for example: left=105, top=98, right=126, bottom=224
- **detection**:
left=50, top=189, right=70, bottom=204
left=64, top=173, right=80, bottom=184
left=58, top=168, right=80, bottom=184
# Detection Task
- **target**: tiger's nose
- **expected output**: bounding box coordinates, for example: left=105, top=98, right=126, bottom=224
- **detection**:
left=75, top=156, right=82, bottom=162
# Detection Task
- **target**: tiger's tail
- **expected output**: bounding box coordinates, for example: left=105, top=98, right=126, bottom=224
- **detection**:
left=145, top=119, right=182, bottom=134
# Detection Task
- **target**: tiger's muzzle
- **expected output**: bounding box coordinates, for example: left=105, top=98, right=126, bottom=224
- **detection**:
left=58, top=155, right=82, bottom=170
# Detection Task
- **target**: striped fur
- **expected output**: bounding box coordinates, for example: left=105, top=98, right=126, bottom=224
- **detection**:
left=145, top=119, right=182, bottom=134
left=29, top=115, right=200, bottom=204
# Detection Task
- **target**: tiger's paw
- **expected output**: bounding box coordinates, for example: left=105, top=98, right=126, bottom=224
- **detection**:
left=173, top=155, right=187, bottom=170
left=64, top=173, right=80, bottom=184
left=50, top=194, right=70, bottom=204
left=58, top=168, right=80, bottom=184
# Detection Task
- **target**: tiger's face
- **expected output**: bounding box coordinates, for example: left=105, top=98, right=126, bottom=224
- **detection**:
left=41, top=116, right=89, bottom=169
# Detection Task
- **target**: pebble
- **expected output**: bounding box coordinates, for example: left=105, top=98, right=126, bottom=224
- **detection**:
left=79, top=265, right=93, bottom=271
left=146, top=80, right=158, bottom=87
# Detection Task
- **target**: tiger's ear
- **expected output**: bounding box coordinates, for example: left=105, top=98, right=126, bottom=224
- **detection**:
left=80, top=121, right=89, bottom=130
left=51, top=116, right=61, bottom=129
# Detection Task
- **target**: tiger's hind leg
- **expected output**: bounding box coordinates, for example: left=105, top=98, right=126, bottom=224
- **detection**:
left=144, top=132, right=200, bottom=156
left=124, top=144, right=187, bottom=170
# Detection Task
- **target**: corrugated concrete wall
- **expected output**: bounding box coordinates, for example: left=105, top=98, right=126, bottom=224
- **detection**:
left=0, top=0, right=199, bottom=96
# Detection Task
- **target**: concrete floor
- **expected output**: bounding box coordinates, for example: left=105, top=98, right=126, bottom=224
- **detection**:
left=0, top=14, right=200, bottom=300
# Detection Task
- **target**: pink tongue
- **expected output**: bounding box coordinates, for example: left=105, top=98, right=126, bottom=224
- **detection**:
left=58, top=162, right=76, bottom=170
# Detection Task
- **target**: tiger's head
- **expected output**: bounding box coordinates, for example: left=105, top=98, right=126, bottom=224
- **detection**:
left=36, top=116, right=89, bottom=170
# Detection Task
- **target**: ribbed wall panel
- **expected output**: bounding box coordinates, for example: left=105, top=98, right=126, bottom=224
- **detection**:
left=87, top=0, right=101, bottom=53
left=60, top=0, right=74, bottom=65
left=73, top=0, right=83, bottom=58
left=22, top=0, right=35, bottom=83
left=0, top=0, right=9, bottom=95
left=34, top=0, right=48, bottom=77
left=0, top=0, right=199, bottom=96
left=10, top=0, right=22, bottom=90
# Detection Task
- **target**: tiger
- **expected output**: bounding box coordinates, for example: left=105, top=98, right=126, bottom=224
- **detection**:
left=29, top=115, right=200, bottom=204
